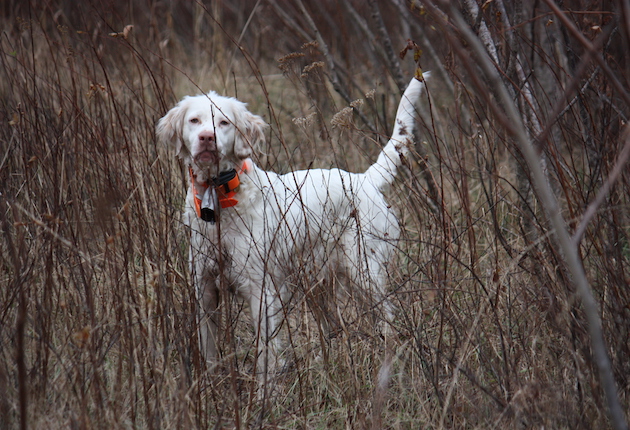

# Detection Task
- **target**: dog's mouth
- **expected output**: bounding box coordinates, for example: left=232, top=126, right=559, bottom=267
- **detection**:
left=194, top=150, right=218, bottom=165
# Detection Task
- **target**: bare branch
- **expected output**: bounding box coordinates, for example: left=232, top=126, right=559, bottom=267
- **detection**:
left=461, top=0, right=501, bottom=66
left=390, top=0, right=454, bottom=94
left=292, top=0, right=377, bottom=132
left=543, top=0, right=630, bottom=109
left=573, top=128, right=630, bottom=246
left=443, top=3, right=628, bottom=430
left=367, top=0, right=406, bottom=93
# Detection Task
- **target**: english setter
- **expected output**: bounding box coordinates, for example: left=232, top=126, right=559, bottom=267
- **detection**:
left=157, top=76, right=426, bottom=382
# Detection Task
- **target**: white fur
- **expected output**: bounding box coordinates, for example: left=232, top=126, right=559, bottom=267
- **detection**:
left=156, top=77, right=426, bottom=381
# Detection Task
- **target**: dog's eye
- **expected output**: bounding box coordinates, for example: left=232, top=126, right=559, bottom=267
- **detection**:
left=189, top=118, right=200, bottom=124
left=219, top=120, right=230, bottom=126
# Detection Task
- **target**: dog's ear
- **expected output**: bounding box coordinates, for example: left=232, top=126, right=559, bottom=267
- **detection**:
left=156, top=98, right=189, bottom=157
left=233, top=103, right=267, bottom=160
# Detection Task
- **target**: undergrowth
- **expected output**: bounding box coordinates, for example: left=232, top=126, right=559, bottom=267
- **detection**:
left=1, top=1, right=628, bottom=429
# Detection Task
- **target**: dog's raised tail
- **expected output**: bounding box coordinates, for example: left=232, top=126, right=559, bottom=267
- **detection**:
left=365, top=73, right=428, bottom=190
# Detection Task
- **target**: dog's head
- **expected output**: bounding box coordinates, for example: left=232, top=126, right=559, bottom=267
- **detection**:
left=156, top=92, right=266, bottom=176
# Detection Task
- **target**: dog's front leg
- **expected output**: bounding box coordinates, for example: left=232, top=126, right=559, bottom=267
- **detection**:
left=191, top=245, right=221, bottom=369
left=247, top=280, right=283, bottom=385
left=197, top=278, right=220, bottom=368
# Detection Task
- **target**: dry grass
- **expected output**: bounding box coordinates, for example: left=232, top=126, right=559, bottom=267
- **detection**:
left=1, top=1, right=629, bottom=429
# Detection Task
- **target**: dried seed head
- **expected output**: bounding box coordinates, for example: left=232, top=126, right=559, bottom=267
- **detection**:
left=331, top=107, right=354, bottom=128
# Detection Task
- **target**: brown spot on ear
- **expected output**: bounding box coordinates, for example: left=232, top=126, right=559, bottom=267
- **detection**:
left=234, top=111, right=267, bottom=159
left=156, top=98, right=190, bottom=157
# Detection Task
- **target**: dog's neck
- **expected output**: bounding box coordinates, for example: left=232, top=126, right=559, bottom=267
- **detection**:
left=189, top=159, right=252, bottom=222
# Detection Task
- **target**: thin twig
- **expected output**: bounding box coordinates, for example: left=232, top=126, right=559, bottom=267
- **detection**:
left=438, top=301, right=487, bottom=430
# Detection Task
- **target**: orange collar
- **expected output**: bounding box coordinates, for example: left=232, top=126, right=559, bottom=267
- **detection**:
left=190, top=160, right=250, bottom=221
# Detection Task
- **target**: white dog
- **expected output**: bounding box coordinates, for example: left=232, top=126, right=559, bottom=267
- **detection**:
left=157, top=76, right=426, bottom=382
